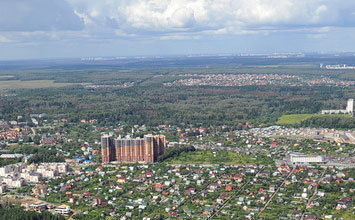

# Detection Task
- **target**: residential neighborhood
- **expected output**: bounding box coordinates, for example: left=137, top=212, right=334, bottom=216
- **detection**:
left=0, top=112, right=354, bottom=219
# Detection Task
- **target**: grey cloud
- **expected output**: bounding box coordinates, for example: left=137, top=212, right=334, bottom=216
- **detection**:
left=0, top=0, right=84, bottom=31
left=69, top=0, right=355, bottom=35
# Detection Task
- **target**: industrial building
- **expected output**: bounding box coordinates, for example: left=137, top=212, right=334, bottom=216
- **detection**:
left=289, top=153, right=326, bottom=165
left=321, top=99, right=354, bottom=115
left=101, top=134, right=166, bottom=163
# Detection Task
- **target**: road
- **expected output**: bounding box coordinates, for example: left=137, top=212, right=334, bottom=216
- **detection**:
left=31, top=127, right=36, bottom=136
left=257, top=167, right=295, bottom=217
left=208, top=166, right=265, bottom=219
left=300, top=168, right=327, bottom=220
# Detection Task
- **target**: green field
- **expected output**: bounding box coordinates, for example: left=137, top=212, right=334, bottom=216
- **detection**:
left=0, top=80, right=84, bottom=90
left=164, top=150, right=273, bottom=165
left=277, top=114, right=315, bottom=124
left=278, top=113, right=351, bottom=124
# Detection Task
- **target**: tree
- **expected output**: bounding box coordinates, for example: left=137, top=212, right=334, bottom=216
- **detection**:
left=33, top=135, right=41, bottom=145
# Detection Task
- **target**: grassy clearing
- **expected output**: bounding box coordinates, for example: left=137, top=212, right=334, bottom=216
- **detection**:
left=277, top=113, right=351, bottom=124
left=277, top=114, right=315, bottom=124
left=164, top=150, right=273, bottom=165
left=0, top=80, right=83, bottom=90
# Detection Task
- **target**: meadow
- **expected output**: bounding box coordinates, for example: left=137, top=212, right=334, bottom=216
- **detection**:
left=164, top=150, right=274, bottom=165
left=0, top=80, right=83, bottom=90
left=278, top=113, right=352, bottom=125
left=277, top=114, right=316, bottom=124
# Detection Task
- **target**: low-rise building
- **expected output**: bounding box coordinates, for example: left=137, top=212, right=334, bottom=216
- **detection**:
left=289, top=153, right=325, bottom=165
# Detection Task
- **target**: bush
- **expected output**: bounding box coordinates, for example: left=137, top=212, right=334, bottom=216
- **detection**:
left=157, top=145, right=196, bottom=162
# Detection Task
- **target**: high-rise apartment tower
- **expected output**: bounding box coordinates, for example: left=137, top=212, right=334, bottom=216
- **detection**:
left=101, top=135, right=166, bottom=163
left=346, top=99, right=354, bottom=114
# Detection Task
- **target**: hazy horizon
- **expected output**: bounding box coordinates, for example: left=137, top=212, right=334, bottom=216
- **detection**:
left=1, top=0, right=355, bottom=60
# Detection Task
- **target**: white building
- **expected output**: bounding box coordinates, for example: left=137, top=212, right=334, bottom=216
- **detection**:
left=289, top=153, right=325, bottom=164
left=346, top=99, right=354, bottom=114
left=2, top=177, right=24, bottom=188
left=0, top=154, right=23, bottom=159
left=0, top=162, right=70, bottom=190
left=321, top=99, right=354, bottom=115
left=55, top=205, right=72, bottom=215
left=0, top=164, right=24, bottom=177
left=20, top=172, right=41, bottom=183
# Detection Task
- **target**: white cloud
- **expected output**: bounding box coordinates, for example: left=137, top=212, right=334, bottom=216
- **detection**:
left=0, top=35, right=12, bottom=43
left=68, top=0, right=355, bottom=35
left=160, top=34, right=200, bottom=40
left=1, top=0, right=355, bottom=46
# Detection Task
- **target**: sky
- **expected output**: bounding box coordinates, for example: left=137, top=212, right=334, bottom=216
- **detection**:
left=1, top=0, right=355, bottom=60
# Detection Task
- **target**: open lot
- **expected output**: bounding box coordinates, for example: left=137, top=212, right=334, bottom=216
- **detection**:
left=277, top=114, right=315, bottom=124
left=0, top=80, right=84, bottom=90
left=277, top=114, right=351, bottom=125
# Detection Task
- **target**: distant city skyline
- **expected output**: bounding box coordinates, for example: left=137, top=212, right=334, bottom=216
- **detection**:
left=1, top=0, right=355, bottom=60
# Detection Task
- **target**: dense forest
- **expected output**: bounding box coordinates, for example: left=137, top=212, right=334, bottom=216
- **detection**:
left=0, top=59, right=355, bottom=129
left=0, top=205, right=64, bottom=220
left=3, top=145, right=65, bottom=164
left=300, top=116, right=355, bottom=129
left=157, top=145, right=196, bottom=162
left=1, top=84, right=354, bottom=127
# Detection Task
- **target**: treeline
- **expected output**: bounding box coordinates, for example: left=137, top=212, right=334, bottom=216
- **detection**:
left=0, top=205, right=64, bottom=220
left=11, top=146, right=65, bottom=164
left=157, top=146, right=196, bottom=162
left=0, top=158, right=22, bottom=167
left=1, top=67, right=355, bottom=128
left=27, top=151, right=65, bottom=164
left=300, top=116, right=355, bottom=129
